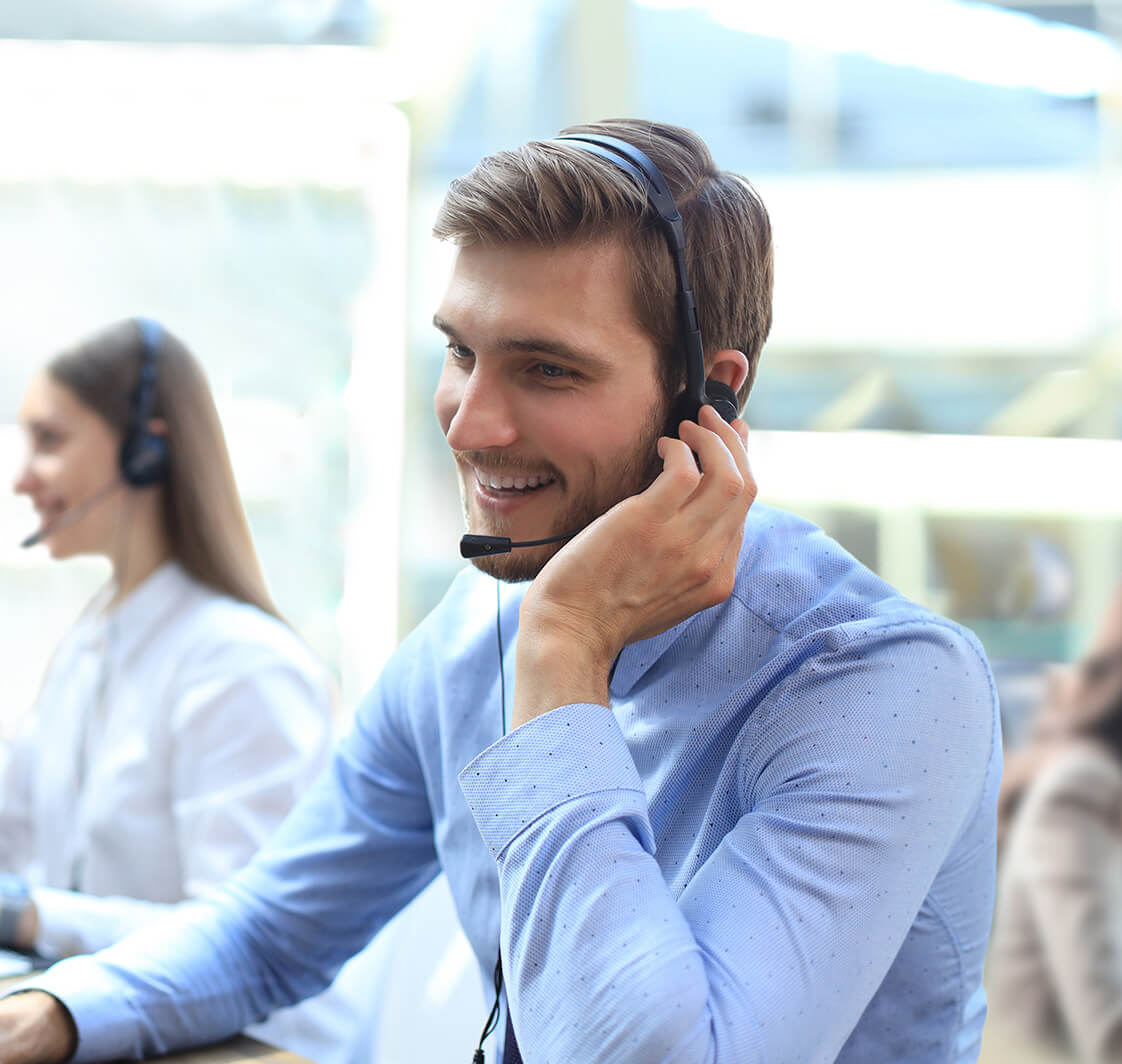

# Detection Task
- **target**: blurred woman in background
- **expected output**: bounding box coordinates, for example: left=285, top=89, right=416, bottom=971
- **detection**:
left=0, top=319, right=377, bottom=1062
left=988, top=585, right=1122, bottom=1063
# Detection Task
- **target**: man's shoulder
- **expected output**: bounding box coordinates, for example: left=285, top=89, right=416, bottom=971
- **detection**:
left=729, top=503, right=993, bottom=701
left=735, top=502, right=964, bottom=644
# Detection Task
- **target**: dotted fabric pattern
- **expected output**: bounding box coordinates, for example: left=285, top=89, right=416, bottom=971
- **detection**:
left=460, top=503, right=1001, bottom=1064
left=26, top=503, right=1001, bottom=1064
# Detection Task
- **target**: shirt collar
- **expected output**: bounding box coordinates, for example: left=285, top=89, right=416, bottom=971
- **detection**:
left=82, top=560, right=193, bottom=664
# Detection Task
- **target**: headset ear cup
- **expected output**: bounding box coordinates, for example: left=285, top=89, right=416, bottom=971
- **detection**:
left=664, top=390, right=702, bottom=439
left=120, top=433, right=170, bottom=488
left=704, top=379, right=739, bottom=424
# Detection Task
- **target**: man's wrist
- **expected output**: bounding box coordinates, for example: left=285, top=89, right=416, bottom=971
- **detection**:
left=0, top=991, right=78, bottom=1064
left=512, top=627, right=613, bottom=727
left=518, top=597, right=619, bottom=675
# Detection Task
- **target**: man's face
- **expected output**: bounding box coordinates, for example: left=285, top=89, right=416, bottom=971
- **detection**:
left=433, top=239, right=669, bottom=582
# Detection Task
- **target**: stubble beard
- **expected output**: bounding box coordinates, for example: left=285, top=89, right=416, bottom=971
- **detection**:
left=460, top=402, right=668, bottom=584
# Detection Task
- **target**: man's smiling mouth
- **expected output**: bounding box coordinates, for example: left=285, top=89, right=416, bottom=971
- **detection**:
left=473, top=469, right=557, bottom=495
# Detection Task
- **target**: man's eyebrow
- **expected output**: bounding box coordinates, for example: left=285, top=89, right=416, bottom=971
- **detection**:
left=432, top=314, right=458, bottom=339
left=431, top=316, right=611, bottom=372
left=497, top=336, right=612, bottom=373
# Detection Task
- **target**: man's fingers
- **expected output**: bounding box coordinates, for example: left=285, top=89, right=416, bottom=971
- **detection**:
left=677, top=410, right=754, bottom=515
left=642, top=409, right=757, bottom=547
left=674, top=408, right=756, bottom=575
left=647, top=435, right=702, bottom=513
left=700, top=405, right=753, bottom=485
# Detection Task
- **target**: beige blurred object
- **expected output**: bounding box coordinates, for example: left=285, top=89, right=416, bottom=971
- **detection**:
left=980, top=1013, right=1076, bottom=1064
left=989, top=583, right=1122, bottom=1061
left=989, top=742, right=1122, bottom=1063
left=134, top=1039, right=307, bottom=1064
left=157, top=1040, right=308, bottom=1064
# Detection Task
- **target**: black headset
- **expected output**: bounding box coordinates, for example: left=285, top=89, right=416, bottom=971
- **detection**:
left=119, top=317, right=171, bottom=488
left=554, top=132, right=740, bottom=432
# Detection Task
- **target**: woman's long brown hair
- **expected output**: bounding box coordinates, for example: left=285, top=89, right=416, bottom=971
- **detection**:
left=47, top=319, right=283, bottom=622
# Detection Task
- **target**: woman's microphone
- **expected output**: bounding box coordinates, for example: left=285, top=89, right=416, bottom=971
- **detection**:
left=20, top=480, right=123, bottom=548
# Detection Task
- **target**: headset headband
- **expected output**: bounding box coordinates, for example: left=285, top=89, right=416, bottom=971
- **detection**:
left=554, top=133, right=706, bottom=411
left=120, top=317, right=170, bottom=487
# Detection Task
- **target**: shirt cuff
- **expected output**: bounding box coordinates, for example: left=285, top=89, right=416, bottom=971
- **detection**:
left=11, top=957, right=140, bottom=1063
left=31, top=888, right=91, bottom=961
left=458, top=702, right=648, bottom=859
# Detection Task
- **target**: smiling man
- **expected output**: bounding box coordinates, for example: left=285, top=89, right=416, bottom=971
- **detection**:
left=431, top=237, right=735, bottom=584
left=0, top=120, right=1000, bottom=1064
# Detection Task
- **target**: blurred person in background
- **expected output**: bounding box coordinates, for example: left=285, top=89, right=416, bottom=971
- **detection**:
left=0, top=319, right=378, bottom=1063
left=988, top=583, right=1122, bottom=1062
left=996, top=585, right=1122, bottom=852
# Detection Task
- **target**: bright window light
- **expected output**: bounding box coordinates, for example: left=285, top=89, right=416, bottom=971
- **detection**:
left=0, top=40, right=415, bottom=184
left=637, top=0, right=1121, bottom=98
left=750, top=430, right=1122, bottom=517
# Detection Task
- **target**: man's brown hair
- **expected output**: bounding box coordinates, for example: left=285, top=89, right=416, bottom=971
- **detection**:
left=432, top=118, right=774, bottom=410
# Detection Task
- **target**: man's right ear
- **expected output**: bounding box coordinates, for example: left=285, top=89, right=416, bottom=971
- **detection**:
left=705, top=349, right=748, bottom=423
left=706, top=349, right=749, bottom=396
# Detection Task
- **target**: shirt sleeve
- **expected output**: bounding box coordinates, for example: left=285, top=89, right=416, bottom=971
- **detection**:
left=19, top=667, right=441, bottom=1063
left=30, top=659, right=332, bottom=959
left=31, top=890, right=179, bottom=959
left=1016, top=749, right=1122, bottom=1064
left=459, top=622, right=999, bottom=1063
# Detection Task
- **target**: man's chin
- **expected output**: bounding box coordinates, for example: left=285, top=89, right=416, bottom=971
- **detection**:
left=467, top=540, right=565, bottom=583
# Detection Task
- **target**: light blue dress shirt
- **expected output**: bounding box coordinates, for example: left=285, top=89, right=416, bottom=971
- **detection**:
left=29, top=503, right=1001, bottom=1064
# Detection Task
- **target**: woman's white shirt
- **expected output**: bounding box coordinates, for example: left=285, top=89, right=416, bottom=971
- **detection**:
left=0, top=561, right=386, bottom=1063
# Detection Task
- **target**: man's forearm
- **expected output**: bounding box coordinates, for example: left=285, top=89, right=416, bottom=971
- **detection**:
left=0, top=991, right=78, bottom=1064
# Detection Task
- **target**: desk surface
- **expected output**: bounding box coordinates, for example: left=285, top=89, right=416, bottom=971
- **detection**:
left=0, top=973, right=311, bottom=1063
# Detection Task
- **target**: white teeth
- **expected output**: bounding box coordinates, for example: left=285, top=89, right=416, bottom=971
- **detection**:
left=476, top=470, right=553, bottom=492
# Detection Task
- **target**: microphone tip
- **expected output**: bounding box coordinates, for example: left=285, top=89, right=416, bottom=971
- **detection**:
left=460, top=535, right=512, bottom=559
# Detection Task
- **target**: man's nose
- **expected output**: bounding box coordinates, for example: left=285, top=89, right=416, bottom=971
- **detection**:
left=442, top=371, right=519, bottom=453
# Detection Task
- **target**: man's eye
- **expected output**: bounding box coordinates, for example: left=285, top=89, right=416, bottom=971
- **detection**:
left=446, top=342, right=473, bottom=361
left=534, top=363, right=571, bottom=380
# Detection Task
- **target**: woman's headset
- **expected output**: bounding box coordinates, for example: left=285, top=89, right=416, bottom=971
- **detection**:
left=120, top=317, right=171, bottom=488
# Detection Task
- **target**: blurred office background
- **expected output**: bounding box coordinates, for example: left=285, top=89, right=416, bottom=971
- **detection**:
left=0, top=1, right=1119, bottom=1061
